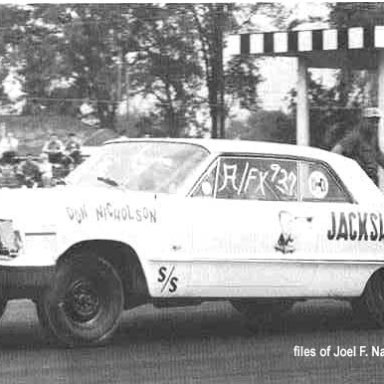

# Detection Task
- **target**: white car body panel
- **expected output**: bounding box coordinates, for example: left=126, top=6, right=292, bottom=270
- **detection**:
left=1, top=138, right=384, bottom=300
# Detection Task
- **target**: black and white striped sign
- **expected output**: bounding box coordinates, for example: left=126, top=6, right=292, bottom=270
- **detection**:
left=225, top=26, right=384, bottom=56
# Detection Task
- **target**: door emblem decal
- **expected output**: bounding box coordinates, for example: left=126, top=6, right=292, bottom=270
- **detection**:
left=275, top=210, right=313, bottom=254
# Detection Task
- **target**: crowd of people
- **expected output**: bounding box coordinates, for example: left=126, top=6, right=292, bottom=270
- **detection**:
left=0, top=126, right=83, bottom=188
left=0, top=108, right=383, bottom=189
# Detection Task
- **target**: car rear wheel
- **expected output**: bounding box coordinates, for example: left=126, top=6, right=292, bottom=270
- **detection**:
left=350, top=297, right=377, bottom=327
left=360, top=269, right=384, bottom=327
left=231, top=299, right=293, bottom=325
left=40, top=255, right=124, bottom=347
left=350, top=297, right=365, bottom=315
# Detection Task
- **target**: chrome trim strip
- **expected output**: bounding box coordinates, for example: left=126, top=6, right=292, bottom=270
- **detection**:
left=148, top=258, right=384, bottom=265
left=25, top=232, right=56, bottom=236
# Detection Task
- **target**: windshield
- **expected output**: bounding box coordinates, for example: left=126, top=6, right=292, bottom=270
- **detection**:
left=67, top=141, right=209, bottom=193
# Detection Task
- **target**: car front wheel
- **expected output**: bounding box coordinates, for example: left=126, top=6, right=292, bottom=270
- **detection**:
left=40, top=255, right=124, bottom=347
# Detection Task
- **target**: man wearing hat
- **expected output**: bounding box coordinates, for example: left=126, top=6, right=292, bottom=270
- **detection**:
left=332, top=107, right=384, bottom=185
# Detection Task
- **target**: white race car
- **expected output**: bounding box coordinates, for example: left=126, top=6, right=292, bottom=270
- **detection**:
left=0, top=138, right=383, bottom=346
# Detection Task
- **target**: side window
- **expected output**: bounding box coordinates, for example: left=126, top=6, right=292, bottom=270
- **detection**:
left=216, top=156, right=298, bottom=201
left=299, top=161, right=350, bottom=202
left=191, top=163, right=218, bottom=198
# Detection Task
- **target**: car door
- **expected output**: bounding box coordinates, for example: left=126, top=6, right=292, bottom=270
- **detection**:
left=296, top=159, right=382, bottom=297
left=184, top=154, right=320, bottom=298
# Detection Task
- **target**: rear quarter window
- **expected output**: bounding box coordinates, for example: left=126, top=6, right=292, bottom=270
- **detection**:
left=299, top=161, right=350, bottom=203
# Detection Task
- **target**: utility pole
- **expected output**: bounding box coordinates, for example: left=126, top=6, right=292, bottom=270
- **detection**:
left=125, top=52, right=138, bottom=129
left=217, top=4, right=225, bottom=138
left=117, top=46, right=123, bottom=103
left=125, top=59, right=130, bottom=122
left=297, top=57, right=310, bottom=146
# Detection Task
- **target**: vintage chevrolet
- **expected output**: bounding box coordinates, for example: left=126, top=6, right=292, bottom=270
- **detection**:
left=1, top=138, right=384, bottom=346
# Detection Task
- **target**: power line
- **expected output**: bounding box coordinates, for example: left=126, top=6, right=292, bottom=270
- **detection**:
left=0, top=95, right=364, bottom=111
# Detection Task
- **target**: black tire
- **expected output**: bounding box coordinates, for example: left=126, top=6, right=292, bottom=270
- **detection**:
left=350, top=297, right=377, bottom=328
left=41, top=255, right=124, bottom=347
left=231, top=299, right=293, bottom=325
left=360, top=269, right=384, bottom=327
left=350, top=297, right=368, bottom=318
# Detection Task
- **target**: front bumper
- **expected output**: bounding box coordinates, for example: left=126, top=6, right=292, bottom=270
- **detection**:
left=0, top=265, right=55, bottom=299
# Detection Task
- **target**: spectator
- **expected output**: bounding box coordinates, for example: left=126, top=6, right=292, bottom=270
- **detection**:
left=42, top=134, right=64, bottom=164
left=64, top=132, right=82, bottom=165
left=39, top=153, right=53, bottom=187
left=331, top=107, right=384, bottom=185
left=0, top=131, right=19, bottom=164
left=16, top=154, right=40, bottom=188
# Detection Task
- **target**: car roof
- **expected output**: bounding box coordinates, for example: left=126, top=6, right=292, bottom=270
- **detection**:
left=105, top=137, right=352, bottom=166
left=102, top=137, right=383, bottom=204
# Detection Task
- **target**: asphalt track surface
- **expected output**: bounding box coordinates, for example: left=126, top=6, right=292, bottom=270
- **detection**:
left=1, top=300, right=384, bottom=384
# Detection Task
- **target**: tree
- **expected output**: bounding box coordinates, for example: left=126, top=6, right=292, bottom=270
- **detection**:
left=287, top=73, right=361, bottom=149
left=188, top=4, right=246, bottom=138
left=328, top=3, right=384, bottom=107
left=127, top=5, right=203, bottom=137
left=44, top=4, right=135, bottom=129
left=187, top=3, right=289, bottom=138
left=0, top=4, right=136, bottom=128
left=17, top=5, right=69, bottom=115
left=0, top=4, right=267, bottom=137
left=225, top=55, right=262, bottom=111
left=329, top=2, right=384, bottom=27
left=0, top=5, right=30, bottom=107
left=226, top=110, right=295, bottom=144
left=5, top=4, right=205, bottom=135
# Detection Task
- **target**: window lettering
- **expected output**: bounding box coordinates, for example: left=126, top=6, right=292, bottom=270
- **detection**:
left=217, top=157, right=297, bottom=201
left=218, top=163, right=239, bottom=192
left=244, top=168, right=261, bottom=194
left=200, top=156, right=347, bottom=203
left=238, top=162, right=250, bottom=195
left=254, top=169, right=269, bottom=196
left=288, top=172, right=297, bottom=196
left=270, top=163, right=280, bottom=182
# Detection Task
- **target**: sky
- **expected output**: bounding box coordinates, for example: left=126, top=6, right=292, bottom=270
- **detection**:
left=255, top=2, right=333, bottom=112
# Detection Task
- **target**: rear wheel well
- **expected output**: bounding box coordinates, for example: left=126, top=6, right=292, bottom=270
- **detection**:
left=58, top=240, right=149, bottom=309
